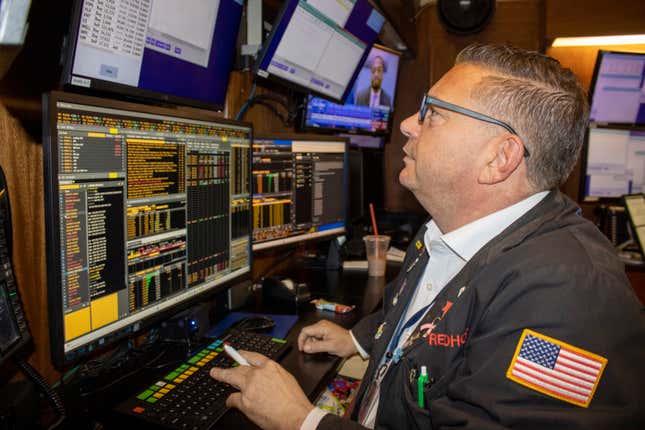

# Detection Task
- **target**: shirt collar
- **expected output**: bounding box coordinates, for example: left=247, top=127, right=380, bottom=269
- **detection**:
left=423, top=191, right=549, bottom=262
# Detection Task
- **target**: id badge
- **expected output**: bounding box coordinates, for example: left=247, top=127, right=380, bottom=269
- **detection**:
left=357, top=361, right=390, bottom=426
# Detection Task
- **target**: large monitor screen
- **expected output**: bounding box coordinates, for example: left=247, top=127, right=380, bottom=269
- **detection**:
left=581, top=126, right=645, bottom=200
left=43, top=91, right=252, bottom=366
left=63, top=0, right=244, bottom=110
left=589, top=51, right=645, bottom=125
left=256, top=0, right=385, bottom=103
left=302, top=44, right=401, bottom=135
left=252, top=136, right=347, bottom=251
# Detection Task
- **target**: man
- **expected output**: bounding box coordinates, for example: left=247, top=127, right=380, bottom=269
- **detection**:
left=354, top=56, right=392, bottom=109
left=210, top=44, right=645, bottom=429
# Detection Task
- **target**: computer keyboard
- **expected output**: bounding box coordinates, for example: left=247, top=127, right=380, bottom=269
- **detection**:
left=116, top=329, right=290, bottom=430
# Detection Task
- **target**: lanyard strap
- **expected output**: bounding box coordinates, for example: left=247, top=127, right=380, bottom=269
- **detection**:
left=387, top=301, right=433, bottom=357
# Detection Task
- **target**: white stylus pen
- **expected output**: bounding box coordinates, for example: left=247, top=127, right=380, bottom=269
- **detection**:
left=224, top=344, right=250, bottom=366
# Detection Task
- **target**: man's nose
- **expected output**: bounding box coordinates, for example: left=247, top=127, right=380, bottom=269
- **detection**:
left=400, top=113, right=420, bottom=139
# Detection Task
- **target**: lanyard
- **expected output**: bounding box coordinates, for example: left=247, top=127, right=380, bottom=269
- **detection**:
left=388, top=302, right=432, bottom=356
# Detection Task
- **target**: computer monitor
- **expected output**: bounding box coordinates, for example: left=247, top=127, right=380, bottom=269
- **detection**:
left=256, top=0, right=385, bottom=104
left=251, top=136, right=348, bottom=251
left=580, top=125, right=645, bottom=200
left=62, top=0, right=244, bottom=110
left=302, top=44, right=401, bottom=135
left=340, top=133, right=384, bottom=150
left=589, top=51, right=645, bottom=125
left=43, top=91, right=253, bottom=367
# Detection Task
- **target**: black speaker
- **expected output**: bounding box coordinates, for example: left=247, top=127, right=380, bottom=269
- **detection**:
left=438, top=0, right=495, bottom=35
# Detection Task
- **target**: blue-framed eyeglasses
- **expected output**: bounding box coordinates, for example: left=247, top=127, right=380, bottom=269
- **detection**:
left=419, top=94, right=530, bottom=157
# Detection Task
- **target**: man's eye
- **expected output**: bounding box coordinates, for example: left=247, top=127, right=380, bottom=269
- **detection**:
left=429, top=108, right=440, bottom=118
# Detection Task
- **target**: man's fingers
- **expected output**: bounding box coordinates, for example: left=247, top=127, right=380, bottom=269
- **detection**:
left=298, top=323, right=328, bottom=349
left=210, top=366, right=249, bottom=389
left=302, top=338, right=334, bottom=354
left=238, top=350, right=270, bottom=366
left=226, top=392, right=243, bottom=410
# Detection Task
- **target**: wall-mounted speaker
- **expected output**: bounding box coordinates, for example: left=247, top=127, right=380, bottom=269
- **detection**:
left=437, top=0, right=496, bottom=35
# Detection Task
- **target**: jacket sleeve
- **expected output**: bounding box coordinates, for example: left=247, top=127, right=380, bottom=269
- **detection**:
left=349, top=310, right=383, bottom=356
left=427, top=258, right=645, bottom=430
left=316, top=412, right=369, bottom=430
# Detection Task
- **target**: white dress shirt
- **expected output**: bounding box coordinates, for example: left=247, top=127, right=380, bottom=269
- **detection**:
left=302, top=191, right=549, bottom=430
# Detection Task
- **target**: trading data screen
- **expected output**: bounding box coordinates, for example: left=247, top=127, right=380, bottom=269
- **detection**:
left=44, top=93, right=252, bottom=363
left=257, top=0, right=384, bottom=103
left=252, top=138, right=346, bottom=250
left=590, top=51, right=645, bottom=125
left=67, top=0, right=243, bottom=109
left=583, top=126, right=645, bottom=199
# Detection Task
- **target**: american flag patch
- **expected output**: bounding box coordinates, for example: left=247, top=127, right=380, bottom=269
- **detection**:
left=506, top=329, right=607, bottom=408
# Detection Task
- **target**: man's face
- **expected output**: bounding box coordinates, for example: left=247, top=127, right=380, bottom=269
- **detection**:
left=370, top=57, right=384, bottom=90
left=399, top=64, right=492, bottom=211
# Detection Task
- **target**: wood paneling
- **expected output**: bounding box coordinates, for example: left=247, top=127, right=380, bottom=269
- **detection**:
left=0, top=104, right=57, bottom=382
left=545, top=0, right=645, bottom=40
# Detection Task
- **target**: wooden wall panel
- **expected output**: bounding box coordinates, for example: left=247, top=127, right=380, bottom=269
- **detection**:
left=0, top=104, right=57, bottom=382
left=545, top=0, right=645, bottom=40
left=384, top=0, right=544, bottom=213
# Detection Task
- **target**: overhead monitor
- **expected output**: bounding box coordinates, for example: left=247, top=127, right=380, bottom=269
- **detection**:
left=252, top=136, right=348, bottom=251
left=256, top=0, right=385, bottom=104
left=302, top=44, right=401, bottom=135
left=581, top=126, right=645, bottom=200
left=589, top=51, right=645, bottom=125
left=62, top=0, right=244, bottom=110
left=43, top=91, right=252, bottom=367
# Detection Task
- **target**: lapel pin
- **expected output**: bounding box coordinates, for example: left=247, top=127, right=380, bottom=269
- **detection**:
left=457, top=286, right=467, bottom=298
left=375, top=322, right=386, bottom=340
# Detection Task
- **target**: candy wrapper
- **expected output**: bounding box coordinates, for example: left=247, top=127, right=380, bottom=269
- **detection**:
left=311, top=299, right=355, bottom=314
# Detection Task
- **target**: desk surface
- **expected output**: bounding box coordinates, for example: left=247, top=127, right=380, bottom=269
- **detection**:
left=215, top=265, right=392, bottom=429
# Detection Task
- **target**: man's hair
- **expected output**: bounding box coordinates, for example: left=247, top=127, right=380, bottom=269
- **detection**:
left=369, top=55, right=387, bottom=73
left=455, top=43, right=589, bottom=190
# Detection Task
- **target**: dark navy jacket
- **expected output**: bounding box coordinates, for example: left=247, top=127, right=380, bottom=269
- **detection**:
left=318, top=191, right=645, bottom=429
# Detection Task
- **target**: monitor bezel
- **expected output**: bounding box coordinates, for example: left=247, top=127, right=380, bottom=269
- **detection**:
left=43, top=91, right=253, bottom=368
left=298, top=43, right=402, bottom=137
left=254, top=0, right=379, bottom=105
left=623, top=193, right=645, bottom=256
left=251, top=133, right=349, bottom=252
left=60, top=0, right=241, bottom=111
left=588, top=50, right=645, bottom=127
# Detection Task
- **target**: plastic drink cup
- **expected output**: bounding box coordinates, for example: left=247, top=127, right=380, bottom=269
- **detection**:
left=363, top=235, right=390, bottom=277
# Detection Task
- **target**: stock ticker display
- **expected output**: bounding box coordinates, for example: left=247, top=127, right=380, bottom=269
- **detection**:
left=252, top=139, right=346, bottom=250
left=52, top=99, right=251, bottom=355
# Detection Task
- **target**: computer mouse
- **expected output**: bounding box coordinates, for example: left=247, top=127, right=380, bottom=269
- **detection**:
left=232, top=316, right=276, bottom=333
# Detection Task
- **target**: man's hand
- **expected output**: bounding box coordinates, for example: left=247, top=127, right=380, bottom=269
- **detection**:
left=297, top=320, right=357, bottom=357
left=209, top=351, right=313, bottom=430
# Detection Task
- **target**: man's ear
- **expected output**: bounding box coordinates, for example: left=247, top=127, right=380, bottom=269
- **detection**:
left=478, top=134, right=525, bottom=185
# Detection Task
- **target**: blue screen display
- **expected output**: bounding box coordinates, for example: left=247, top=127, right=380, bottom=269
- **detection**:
left=68, top=0, right=243, bottom=109
left=257, top=0, right=384, bottom=103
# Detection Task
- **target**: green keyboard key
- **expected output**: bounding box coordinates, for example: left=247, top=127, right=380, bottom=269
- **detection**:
left=137, top=390, right=154, bottom=400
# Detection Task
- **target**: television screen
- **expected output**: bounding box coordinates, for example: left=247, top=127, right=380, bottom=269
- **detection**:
left=256, top=0, right=384, bottom=103
left=581, top=126, right=645, bottom=200
left=63, top=0, right=244, bottom=110
left=303, top=44, right=401, bottom=135
left=589, top=51, right=645, bottom=125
